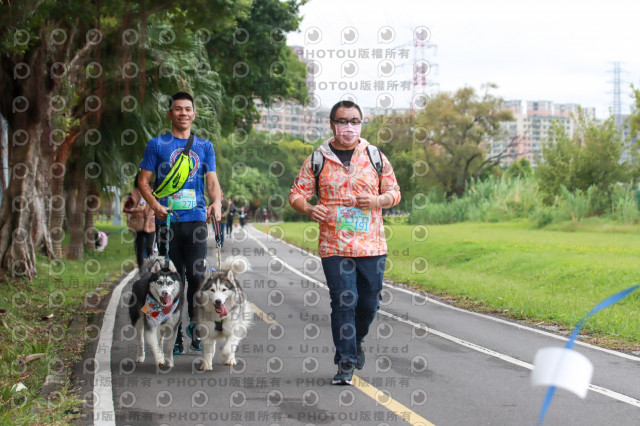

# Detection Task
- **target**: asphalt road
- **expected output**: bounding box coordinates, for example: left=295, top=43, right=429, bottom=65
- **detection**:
left=75, top=224, right=640, bottom=425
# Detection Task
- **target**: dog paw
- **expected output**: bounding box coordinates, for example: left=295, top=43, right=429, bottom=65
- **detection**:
left=136, top=355, right=145, bottom=363
left=224, top=358, right=237, bottom=366
left=156, top=358, right=166, bottom=367
left=198, top=361, right=213, bottom=371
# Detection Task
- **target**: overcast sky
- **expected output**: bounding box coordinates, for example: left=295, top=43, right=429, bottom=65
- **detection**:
left=286, top=0, right=639, bottom=118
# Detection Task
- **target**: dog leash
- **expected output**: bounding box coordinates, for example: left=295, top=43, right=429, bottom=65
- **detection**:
left=211, top=218, right=222, bottom=270
left=164, top=210, right=178, bottom=270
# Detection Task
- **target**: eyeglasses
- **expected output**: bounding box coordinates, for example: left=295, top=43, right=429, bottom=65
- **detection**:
left=331, top=118, right=362, bottom=125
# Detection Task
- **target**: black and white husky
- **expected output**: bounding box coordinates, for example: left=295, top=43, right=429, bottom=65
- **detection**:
left=194, top=257, right=253, bottom=371
left=128, top=257, right=183, bottom=368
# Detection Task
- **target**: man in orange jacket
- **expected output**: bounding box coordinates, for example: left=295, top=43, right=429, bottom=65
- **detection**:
left=289, top=100, right=401, bottom=385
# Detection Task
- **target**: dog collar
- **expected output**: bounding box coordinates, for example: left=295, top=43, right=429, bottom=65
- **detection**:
left=142, top=295, right=180, bottom=326
left=215, top=320, right=223, bottom=331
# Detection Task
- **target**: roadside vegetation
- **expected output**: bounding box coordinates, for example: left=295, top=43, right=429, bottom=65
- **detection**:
left=258, top=221, right=640, bottom=351
left=0, top=222, right=131, bottom=424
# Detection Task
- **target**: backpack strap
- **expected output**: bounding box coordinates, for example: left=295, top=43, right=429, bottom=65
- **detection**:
left=312, top=146, right=384, bottom=196
left=310, top=149, right=325, bottom=196
left=183, top=133, right=195, bottom=156
left=366, top=145, right=384, bottom=194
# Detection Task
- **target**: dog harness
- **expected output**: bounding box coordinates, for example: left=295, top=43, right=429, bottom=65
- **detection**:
left=215, top=320, right=223, bottom=331
left=141, top=295, right=180, bottom=326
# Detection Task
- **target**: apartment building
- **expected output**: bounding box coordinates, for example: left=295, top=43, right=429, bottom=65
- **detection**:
left=254, top=99, right=331, bottom=143
left=490, top=100, right=596, bottom=168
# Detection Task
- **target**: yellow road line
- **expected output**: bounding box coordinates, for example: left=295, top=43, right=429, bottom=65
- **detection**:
left=252, top=301, right=435, bottom=425
left=250, top=302, right=278, bottom=324
left=352, top=375, right=435, bottom=426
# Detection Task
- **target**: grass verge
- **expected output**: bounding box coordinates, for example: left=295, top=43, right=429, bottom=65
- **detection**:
left=0, top=221, right=135, bottom=425
left=257, top=220, right=640, bottom=352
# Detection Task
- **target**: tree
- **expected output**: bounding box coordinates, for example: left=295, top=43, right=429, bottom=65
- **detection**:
left=361, top=112, right=419, bottom=210
left=628, top=85, right=640, bottom=178
left=505, top=158, right=533, bottom=179
left=0, top=0, right=308, bottom=278
left=412, top=85, right=514, bottom=197
left=206, top=0, right=309, bottom=134
left=535, top=114, right=631, bottom=210
left=214, top=130, right=313, bottom=218
left=0, top=0, right=118, bottom=276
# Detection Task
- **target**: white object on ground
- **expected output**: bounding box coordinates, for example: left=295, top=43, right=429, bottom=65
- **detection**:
left=531, top=347, right=593, bottom=398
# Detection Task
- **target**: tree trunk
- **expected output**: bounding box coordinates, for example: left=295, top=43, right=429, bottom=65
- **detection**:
left=84, top=183, right=100, bottom=251
left=0, top=125, right=43, bottom=279
left=0, top=115, right=7, bottom=196
left=0, top=46, right=54, bottom=278
left=84, top=208, right=96, bottom=251
left=49, top=164, right=66, bottom=258
left=50, top=136, right=75, bottom=258
left=67, top=169, right=87, bottom=260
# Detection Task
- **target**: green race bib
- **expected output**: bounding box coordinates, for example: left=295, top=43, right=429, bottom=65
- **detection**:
left=168, top=189, right=197, bottom=211
left=336, top=206, right=371, bottom=232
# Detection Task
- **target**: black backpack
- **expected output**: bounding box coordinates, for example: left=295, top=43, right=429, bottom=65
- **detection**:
left=310, top=145, right=384, bottom=196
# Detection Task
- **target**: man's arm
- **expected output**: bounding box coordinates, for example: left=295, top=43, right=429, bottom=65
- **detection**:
left=206, top=171, right=222, bottom=222
left=138, top=169, right=168, bottom=220
left=289, top=155, right=329, bottom=223
left=356, top=152, right=401, bottom=210
left=291, top=197, right=328, bottom=223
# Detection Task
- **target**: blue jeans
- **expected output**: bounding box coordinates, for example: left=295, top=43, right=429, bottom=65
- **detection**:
left=321, top=255, right=386, bottom=366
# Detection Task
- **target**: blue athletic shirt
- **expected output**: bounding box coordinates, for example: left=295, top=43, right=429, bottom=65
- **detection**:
left=139, top=133, right=216, bottom=223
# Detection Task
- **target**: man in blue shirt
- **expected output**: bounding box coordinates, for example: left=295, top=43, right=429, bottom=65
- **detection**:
left=138, top=92, right=222, bottom=353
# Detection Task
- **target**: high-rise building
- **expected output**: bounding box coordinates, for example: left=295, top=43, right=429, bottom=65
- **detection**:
left=490, top=100, right=597, bottom=168
left=254, top=99, right=331, bottom=143
left=253, top=45, right=332, bottom=142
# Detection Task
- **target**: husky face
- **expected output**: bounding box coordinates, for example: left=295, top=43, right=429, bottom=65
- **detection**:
left=197, top=269, right=239, bottom=318
left=148, top=259, right=182, bottom=307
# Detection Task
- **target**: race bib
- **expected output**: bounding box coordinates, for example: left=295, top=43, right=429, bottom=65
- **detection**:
left=336, top=206, right=371, bottom=232
left=168, top=189, right=197, bottom=210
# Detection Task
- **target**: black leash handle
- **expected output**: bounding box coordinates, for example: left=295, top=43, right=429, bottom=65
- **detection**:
left=163, top=210, right=178, bottom=270
left=210, top=218, right=222, bottom=270
left=211, top=218, right=222, bottom=248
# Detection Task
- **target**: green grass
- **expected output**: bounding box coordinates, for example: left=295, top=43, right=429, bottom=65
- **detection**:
left=257, top=220, right=640, bottom=349
left=0, top=221, right=135, bottom=425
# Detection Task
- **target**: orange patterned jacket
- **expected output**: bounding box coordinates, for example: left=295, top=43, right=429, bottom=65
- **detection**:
left=289, top=137, right=401, bottom=258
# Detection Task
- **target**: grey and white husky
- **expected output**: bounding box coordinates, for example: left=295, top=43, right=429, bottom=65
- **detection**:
left=128, top=257, right=183, bottom=368
left=194, top=257, right=253, bottom=371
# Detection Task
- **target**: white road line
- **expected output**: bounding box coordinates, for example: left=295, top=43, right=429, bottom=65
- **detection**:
left=249, top=228, right=640, bottom=408
left=93, top=269, right=137, bottom=426
left=255, top=225, right=640, bottom=362
left=384, top=284, right=640, bottom=362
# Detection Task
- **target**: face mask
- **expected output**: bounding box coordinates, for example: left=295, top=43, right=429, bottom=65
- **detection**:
left=335, top=123, right=361, bottom=146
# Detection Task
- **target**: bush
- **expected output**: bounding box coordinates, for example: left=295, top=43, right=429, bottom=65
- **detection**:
left=530, top=206, right=554, bottom=228
left=409, top=196, right=470, bottom=224
left=610, top=185, right=640, bottom=224
left=281, top=204, right=305, bottom=222
left=555, top=186, right=590, bottom=224
left=407, top=175, right=640, bottom=227
left=410, top=176, right=541, bottom=225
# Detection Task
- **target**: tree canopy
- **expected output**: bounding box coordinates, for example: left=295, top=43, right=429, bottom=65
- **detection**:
left=535, top=114, right=630, bottom=210
left=412, top=85, right=513, bottom=197
left=0, top=0, right=308, bottom=278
